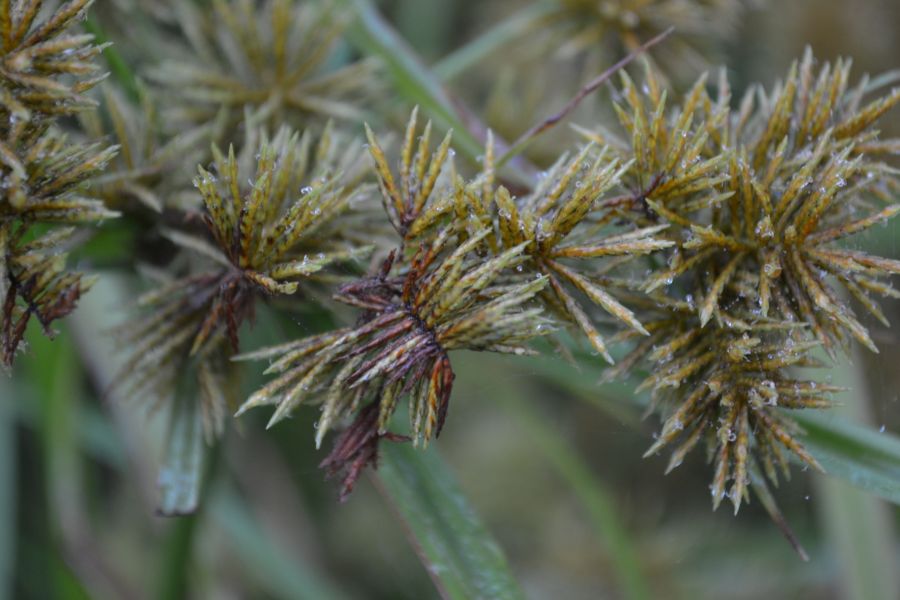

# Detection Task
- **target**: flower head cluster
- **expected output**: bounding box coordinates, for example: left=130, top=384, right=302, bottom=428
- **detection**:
left=457, top=134, right=673, bottom=361
left=148, top=0, right=379, bottom=136
left=115, top=126, right=371, bottom=441
left=587, top=52, right=900, bottom=509
left=231, top=102, right=690, bottom=500
left=238, top=112, right=573, bottom=498
left=1, top=0, right=117, bottom=365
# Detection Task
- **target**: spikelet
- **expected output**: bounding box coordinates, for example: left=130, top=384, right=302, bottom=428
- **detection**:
left=457, top=133, right=673, bottom=362
left=364, top=107, right=457, bottom=245
left=114, top=126, right=372, bottom=441
left=596, top=52, right=900, bottom=510
left=236, top=228, right=551, bottom=499
left=0, top=0, right=117, bottom=365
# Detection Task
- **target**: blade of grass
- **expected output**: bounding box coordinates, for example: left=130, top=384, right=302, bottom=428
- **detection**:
left=157, top=389, right=205, bottom=517
left=796, top=411, right=900, bottom=506
left=25, top=330, right=137, bottom=598
left=209, top=486, right=350, bottom=600
left=84, top=17, right=142, bottom=102
left=338, top=0, right=532, bottom=186
left=156, top=443, right=220, bottom=600
left=393, top=0, right=455, bottom=61
left=339, top=0, right=480, bottom=153
left=0, top=377, right=15, bottom=600
left=434, top=3, right=556, bottom=82
left=807, top=349, right=899, bottom=600
left=374, top=443, right=525, bottom=600
left=156, top=512, right=198, bottom=600
left=502, top=394, right=650, bottom=600
left=30, top=330, right=81, bottom=533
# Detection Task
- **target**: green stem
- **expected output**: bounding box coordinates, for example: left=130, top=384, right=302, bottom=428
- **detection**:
left=156, top=443, right=221, bottom=600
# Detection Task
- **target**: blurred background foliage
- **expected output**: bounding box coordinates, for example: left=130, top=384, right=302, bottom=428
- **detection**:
left=4, top=0, right=900, bottom=599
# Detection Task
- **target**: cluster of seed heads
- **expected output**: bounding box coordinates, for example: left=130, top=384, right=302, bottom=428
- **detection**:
left=3, top=0, right=900, bottom=518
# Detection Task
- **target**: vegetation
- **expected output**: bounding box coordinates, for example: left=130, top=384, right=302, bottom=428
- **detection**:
left=3, top=0, right=900, bottom=598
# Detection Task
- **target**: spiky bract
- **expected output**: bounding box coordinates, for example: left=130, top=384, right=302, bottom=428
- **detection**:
left=0, top=0, right=117, bottom=365
left=115, top=126, right=371, bottom=440
left=458, top=133, right=674, bottom=361
left=237, top=227, right=550, bottom=497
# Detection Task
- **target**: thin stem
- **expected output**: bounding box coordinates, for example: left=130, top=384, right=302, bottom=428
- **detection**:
left=496, top=27, right=675, bottom=168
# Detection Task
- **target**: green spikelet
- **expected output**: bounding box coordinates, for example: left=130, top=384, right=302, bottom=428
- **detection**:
left=115, top=126, right=372, bottom=441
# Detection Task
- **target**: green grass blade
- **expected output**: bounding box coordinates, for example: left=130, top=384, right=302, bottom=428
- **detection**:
left=504, top=396, right=650, bottom=600
left=339, top=0, right=480, bottom=153
left=209, top=487, right=349, bottom=600
left=0, top=378, right=15, bottom=600
left=797, top=411, right=900, bottom=506
left=157, top=393, right=205, bottom=516
left=84, top=17, right=142, bottom=102
left=338, top=0, right=531, bottom=186
left=28, top=330, right=82, bottom=540
left=375, top=443, right=525, bottom=600
left=156, top=513, right=198, bottom=600
left=434, top=3, right=556, bottom=82
left=804, top=350, right=899, bottom=600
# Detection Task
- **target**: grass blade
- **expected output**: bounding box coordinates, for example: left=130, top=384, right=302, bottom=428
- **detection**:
left=339, top=0, right=480, bottom=153
left=338, top=0, right=531, bottom=186
left=434, top=3, right=556, bottom=81
left=503, top=395, right=650, bottom=600
left=375, top=443, right=525, bottom=600
left=158, top=393, right=205, bottom=517
left=209, top=487, right=350, bottom=600
left=0, top=377, right=15, bottom=600
left=804, top=349, right=899, bottom=600
left=797, top=411, right=900, bottom=506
